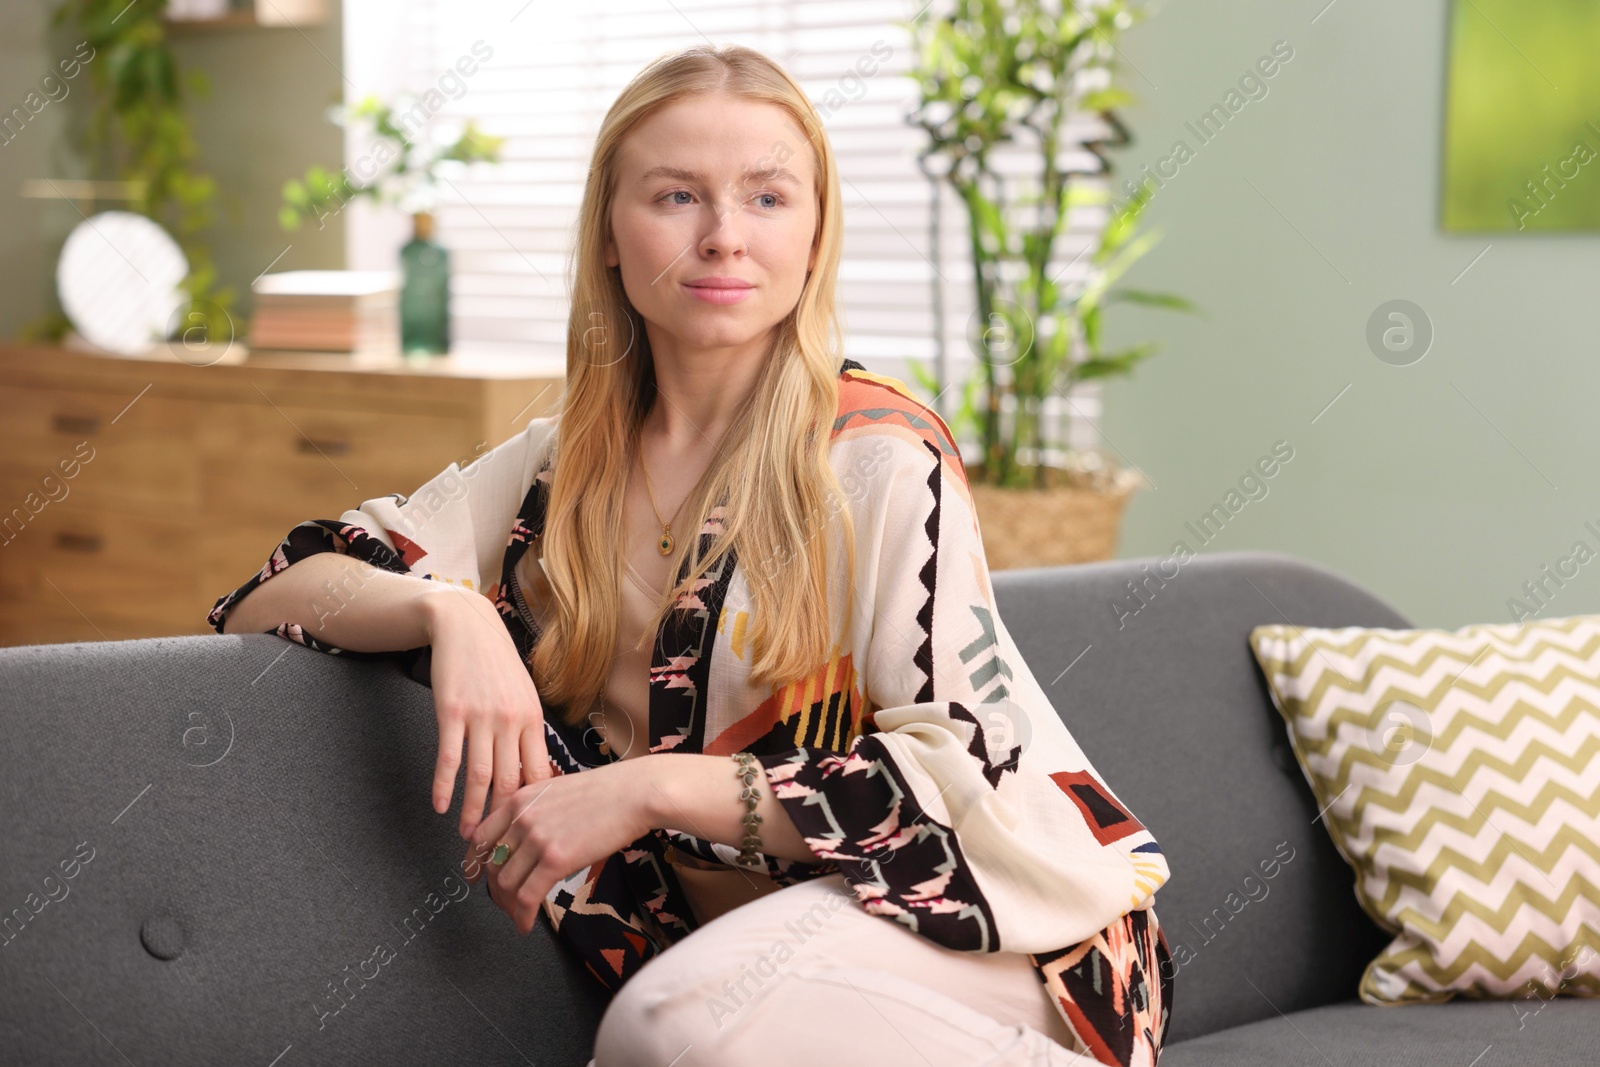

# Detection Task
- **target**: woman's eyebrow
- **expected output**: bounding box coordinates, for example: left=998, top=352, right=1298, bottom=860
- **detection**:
left=639, top=164, right=803, bottom=187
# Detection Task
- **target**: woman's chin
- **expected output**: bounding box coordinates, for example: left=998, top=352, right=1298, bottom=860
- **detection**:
left=652, top=319, right=777, bottom=353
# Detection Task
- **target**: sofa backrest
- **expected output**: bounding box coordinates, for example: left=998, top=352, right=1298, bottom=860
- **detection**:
left=991, top=549, right=1408, bottom=1045
left=0, top=633, right=605, bottom=1066
left=0, top=548, right=1407, bottom=1061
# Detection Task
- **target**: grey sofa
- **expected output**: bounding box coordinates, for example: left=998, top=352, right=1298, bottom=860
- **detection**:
left=3, top=550, right=1596, bottom=1065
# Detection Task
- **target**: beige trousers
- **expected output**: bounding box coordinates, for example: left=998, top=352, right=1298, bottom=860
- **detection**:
left=587, top=872, right=1102, bottom=1067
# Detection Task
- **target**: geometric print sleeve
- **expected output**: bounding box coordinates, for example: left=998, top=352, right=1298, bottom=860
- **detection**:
left=204, top=416, right=559, bottom=658
left=203, top=518, right=421, bottom=660
left=754, top=421, right=1172, bottom=957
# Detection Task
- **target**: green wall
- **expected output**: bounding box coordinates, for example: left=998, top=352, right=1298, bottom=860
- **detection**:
left=0, top=3, right=63, bottom=341
left=1103, top=0, right=1600, bottom=629
left=0, top=2, right=346, bottom=342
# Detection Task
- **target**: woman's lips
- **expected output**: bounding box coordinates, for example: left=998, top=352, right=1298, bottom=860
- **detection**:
left=682, top=282, right=753, bottom=305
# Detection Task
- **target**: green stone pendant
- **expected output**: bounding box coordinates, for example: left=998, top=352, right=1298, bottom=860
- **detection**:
left=658, top=531, right=673, bottom=555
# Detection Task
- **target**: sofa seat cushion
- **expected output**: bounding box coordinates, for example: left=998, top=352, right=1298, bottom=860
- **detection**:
left=1160, top=995, right=1600, bottom=1066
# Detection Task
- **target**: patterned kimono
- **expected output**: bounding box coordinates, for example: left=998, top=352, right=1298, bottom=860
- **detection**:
left=206, top=358, right=1175, bottom=1066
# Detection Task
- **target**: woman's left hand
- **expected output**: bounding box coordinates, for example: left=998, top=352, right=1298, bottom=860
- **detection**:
left=465, top=756, right=659, bottom=935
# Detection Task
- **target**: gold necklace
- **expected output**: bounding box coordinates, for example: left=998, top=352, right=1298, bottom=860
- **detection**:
left=638, top=445, right=688, bottom=556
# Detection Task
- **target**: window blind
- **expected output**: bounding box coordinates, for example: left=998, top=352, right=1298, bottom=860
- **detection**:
left=342, top=0, right=1116, bottom=457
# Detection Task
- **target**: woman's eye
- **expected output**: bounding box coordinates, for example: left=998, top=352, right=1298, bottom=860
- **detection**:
left=658, top=190, right=784, bottom=208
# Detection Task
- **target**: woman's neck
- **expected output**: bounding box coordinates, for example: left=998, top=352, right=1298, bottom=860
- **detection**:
left=643, top=337, right=769, bottom=449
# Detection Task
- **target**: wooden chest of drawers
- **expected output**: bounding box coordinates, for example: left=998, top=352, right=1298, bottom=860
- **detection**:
left=0, top=341, right=564, bottom=646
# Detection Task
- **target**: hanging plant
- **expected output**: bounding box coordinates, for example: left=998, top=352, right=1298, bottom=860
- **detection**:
left=42, top=0, right=234, bottom=345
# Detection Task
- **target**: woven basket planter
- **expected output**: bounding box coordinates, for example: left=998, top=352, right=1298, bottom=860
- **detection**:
left=967, top=460, right=1145, bottom=570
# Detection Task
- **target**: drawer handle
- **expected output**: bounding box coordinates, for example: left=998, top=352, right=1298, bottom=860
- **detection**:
left=54, top=531, right=103, bottom=553
left=297, top=436, right=351, bottom=456
left=54, top=413, right=101, bottom=435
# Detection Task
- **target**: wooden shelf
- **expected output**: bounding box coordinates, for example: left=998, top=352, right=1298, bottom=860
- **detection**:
left=163, top=1, right=328, bottom=31
left=53, top=332, right=568, bottom=382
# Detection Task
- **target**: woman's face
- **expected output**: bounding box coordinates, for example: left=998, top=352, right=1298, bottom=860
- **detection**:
left=605, top=92, right=819, bottom=362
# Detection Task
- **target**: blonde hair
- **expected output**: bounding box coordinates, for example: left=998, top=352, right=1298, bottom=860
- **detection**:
left=530, top=43, right=859, bottom=729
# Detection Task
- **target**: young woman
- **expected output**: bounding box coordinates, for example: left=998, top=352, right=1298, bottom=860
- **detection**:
left=210, top=44, right=1172, bottom=1067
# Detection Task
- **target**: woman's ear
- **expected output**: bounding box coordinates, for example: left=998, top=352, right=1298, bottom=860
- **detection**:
left=604, top=223, right=619, bottom=269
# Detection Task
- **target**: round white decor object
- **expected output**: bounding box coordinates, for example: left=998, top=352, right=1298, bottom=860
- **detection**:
left=56, top=211, right=189, bottom=356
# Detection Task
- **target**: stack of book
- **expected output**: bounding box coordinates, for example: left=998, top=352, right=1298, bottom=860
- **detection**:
left=248, top=270, right=400, bottom=356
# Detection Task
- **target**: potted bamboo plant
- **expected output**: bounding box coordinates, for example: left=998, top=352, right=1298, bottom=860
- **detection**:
left=902, top=0, right=1194, bottom=569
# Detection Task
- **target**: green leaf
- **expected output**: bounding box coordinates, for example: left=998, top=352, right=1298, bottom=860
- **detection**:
left=1075, top=342, right=1162, bottom=380
left=1106, top=289, right=1198, bottom=313
left=1080, top=87, right=1135, bottom=111
left=906, top=359, right=939, bottom=393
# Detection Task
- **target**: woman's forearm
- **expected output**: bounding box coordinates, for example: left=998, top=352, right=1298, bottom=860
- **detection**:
left=641, top=753, right=823, bottom=864
left=220, top=551, right=468, bottom=653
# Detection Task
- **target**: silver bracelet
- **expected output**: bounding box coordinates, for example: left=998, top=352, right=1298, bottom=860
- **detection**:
left=732, top=751, right=765, bottom=869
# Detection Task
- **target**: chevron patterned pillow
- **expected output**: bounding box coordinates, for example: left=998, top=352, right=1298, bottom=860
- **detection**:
left=1249, top=615, right=1600, bottom=1006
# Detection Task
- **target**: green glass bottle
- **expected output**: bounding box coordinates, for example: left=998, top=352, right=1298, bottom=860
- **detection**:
left=400, top=211, right=450, bottom=356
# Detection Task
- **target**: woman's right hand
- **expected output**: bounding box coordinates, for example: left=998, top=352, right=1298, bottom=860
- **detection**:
left=422, top=587, right=553, bottom=840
